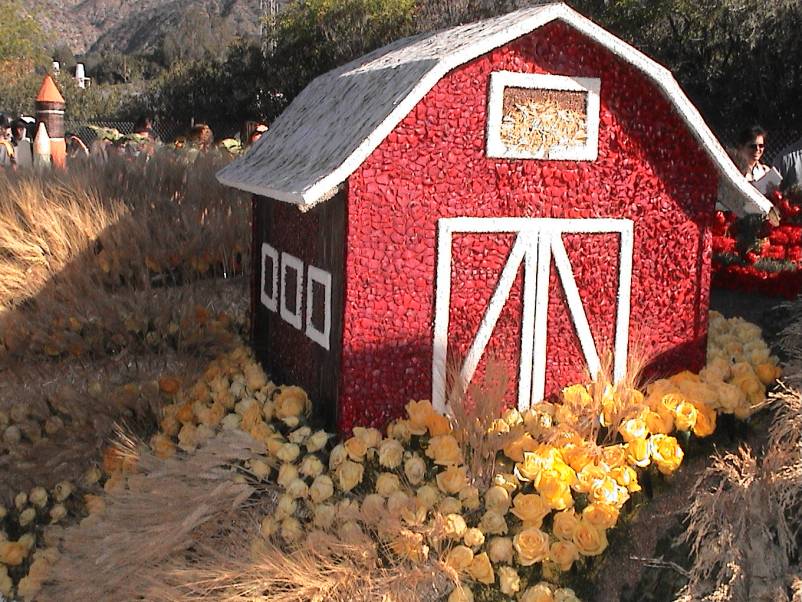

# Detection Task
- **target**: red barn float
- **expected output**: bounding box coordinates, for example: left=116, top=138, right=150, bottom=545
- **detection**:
left=218, top=3, right=772, bottom=432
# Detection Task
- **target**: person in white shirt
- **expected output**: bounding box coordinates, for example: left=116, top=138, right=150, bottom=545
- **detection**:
left=773, top=136, right=802, bottom=192
left=10, top=118, right=33, bottom=169
left=734, top=125, right=771, bottom=182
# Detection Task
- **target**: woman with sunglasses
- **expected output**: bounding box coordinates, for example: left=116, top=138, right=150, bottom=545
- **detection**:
left=734, top=125, right=771, bottom=182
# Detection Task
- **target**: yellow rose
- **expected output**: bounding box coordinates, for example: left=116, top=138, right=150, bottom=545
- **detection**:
left=549, top=540, right=579, bottom=571
left=478, top=509, right=508, bottom=535
left=515, top=445, right=564, bottom=482
left=625, top=437, right=650, bottom=468
left=535, top=469, right=574, bottom=510
left=484, top=485, right=511, bottom=515
left=426, top=435, right=463, bottom=466
left=660, top=392, right=685, bottom=411
left=755, top=362, right=780, bottom=385
left=600, top=444, right=627, bottom=469
left=521, top=583, right=555, bottom=602
left=376, top=472, right=401, bottom=498
left=426, top=411, right=452, bottom=436
left=610, top=466, right=641, bottom=492
left=463, top=527, right=485, bottom=549
left=404, top=454, right=427, bottom=486
left=572, top=520, right=608, bottom=556
left=510, top=493, right=551, bottom=527
left=445, top=545, right=474, bottom=571
left=618, top=417, right=650, bottom=443
left=504, top=431, right=540, bottom=462
left=692, top=402, right=717, bottom=438
left=467, top=552, right=495, bottom=584
left=498, top=565, right=521, bottom=596
left=336, top=459, right=364, bottom=492
left=436, top=465, right=468, bottom=495
left=649, top=434, right=684, bottom=475
left=589, top=476, right=629, bottom=508
left=561, top=442, right=596, bottom=473
left=274, top=386, right=309, bottom=419
left=487, top=536, right=514, bottom=563
left=673, top=401, right=698, bottom=431
left=552, top=509, right=580, bottom=540
left=562, top=383, right=592, bottom=405
left=513, top=527, right=550, bottom=566
left=573, top=463, right=606, bottom=494
left=582, top=502, right=619, bottom=529
left=644, top=410, right=674, bottom=435
left=406, top=399, right=435, bottom=435
left=344, top=436, right=368, bottom=460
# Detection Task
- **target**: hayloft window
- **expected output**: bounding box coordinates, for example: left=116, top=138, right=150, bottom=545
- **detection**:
left=261, top=243, right=279, bottom=312
left=486, top=72, right=600, bottom=161
left=280, top=252, right=304, bottom=330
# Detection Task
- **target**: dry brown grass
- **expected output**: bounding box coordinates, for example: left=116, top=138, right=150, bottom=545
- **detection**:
left=677, top=384, right=802, bottom=602
left=40, top=429, right=263, bottom=601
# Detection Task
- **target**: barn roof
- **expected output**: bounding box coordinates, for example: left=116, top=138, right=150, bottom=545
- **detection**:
left=217, top=2, right=774, bottom=218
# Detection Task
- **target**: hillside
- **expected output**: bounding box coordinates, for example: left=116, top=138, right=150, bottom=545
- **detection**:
left=23, top=0, right=264, bottom=55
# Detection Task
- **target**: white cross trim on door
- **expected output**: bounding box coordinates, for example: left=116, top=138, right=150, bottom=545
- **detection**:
left=432, top=217, right=634, bottom=414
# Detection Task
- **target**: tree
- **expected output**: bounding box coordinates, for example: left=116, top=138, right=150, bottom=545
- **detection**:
left=0, top=0, right=47, bottom=114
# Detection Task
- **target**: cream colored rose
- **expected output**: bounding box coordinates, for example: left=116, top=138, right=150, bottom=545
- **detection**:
left=436, top=466, right=468, bottom=495
left=260, top=515, right=278, bottom=538
left=554, top=588, right=581, bottom=602
left=487, top=536, right=514, bottom=564
left=274, top=386, right=309, bottom=419
left=344, top=436, right=368, bottom=460
left=353, top=426, right=382, bottom=448
left=445, top=545, right=474, bottom=571
left=299, top=455, right=324, bottom=478
left=337, top=498, right=361, bottom=521
left=310, top=475, right=334, bottom=504
left=404, top=454, right=427, bottom=485
left=463, top=528, right=485, bottom=550
left=589, top=476, right=629, bottom=508
left=510, top=493, right=551, bottom=527
left=338, top=520, right=365, bottom=545
left=448, top=584, right=474, bottom=602
left=426, top=434, right=463, bottom=466
left=313, top=503, right=336, bottom=529
left=306, top=429, right=330, bottom=453
left=438, top=496, right=462, bottom=515
left=416, top=484, right=441, bottom=509
left=514, top=527, right=549, bottom=566
left=467, top=552, right=494, bottom=584
left=583, top=502, right=619, bottom=529
left=277, top=442, right=301, bottom=463
left=444, top=513, right=467, bottom=539
left=406, top=399, right=435, bottom=434
left=286, top=478, right=309, bottom=499
left=388, top=490, right=412, bottom=517
left=336, top=459, right=364, bottom=492
left=459, top=486, right=481, bottom=511
left=549, top=540, right=579, bottom=571
left=399, top=496, right=426, bottom=525
left=376, top=472, right=401, bottom=498
left=280, top=516, right=303, bottom=543
left=361, top=493, right=386, bottom=524
left=379, top=439, right=404, bottom=469
left=521, top=583, right=555, bottom=602
left=572, top=519, right=608, bottom=556
left=288, top=426, right=311, bottom=445
left=329, top=444, right=347, bottom=469
left=275, top=494, right=297, bottom=520
left=484, top=485, right=511, bottom=514
left=498, top=565, right=521, bottom=595
left=387, top=418, right=413, bottom=442
left=478, top=509, right=508, bottom=535
left=278, top=463, right=299, bottom=488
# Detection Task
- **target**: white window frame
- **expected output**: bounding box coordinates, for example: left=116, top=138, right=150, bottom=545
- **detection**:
left=280, top=251, right=304, bottom=331
left=432, top=217, right=633, bottom=414
left=486, top=71, right=601, bottom=161
left=305, top=265, right=332, bottom=350
left=260, top=242, right=279, bottom=312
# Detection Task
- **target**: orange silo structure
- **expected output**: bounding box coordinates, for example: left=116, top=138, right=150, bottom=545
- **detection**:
left=35, top=75, right=66, bottom=168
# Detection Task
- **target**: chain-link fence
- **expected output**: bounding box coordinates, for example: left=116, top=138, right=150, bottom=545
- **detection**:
left=65, top=120, right=243, bottom=147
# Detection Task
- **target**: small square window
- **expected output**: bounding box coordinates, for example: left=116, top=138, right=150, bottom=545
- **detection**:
left=486, top=72, right=600, bottom=161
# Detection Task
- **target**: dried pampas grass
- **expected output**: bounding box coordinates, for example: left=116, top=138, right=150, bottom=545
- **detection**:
left=40, top=429, right=262, bottom=601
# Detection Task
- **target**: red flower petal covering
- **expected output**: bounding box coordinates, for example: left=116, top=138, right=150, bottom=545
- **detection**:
left=339, top=22, right=718, bottom=432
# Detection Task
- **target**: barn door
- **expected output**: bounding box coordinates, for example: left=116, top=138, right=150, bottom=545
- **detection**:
left=432, top=218, right=634, bottom=414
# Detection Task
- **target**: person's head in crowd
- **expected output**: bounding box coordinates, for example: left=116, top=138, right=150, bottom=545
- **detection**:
left=186, top=124, right=214, bottom=151
left=735, top=125, right=768, bottom=174
left=0, top=115, right=11, bottom=141
left=11, top=119, right=29, bottom=142
left=133, top=115, right=156, bottom=139
left=247, top=123, right=268, bottom=146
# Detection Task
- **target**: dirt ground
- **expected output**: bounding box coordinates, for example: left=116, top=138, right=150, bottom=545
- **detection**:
left=586, top=288, right=790, bottom=602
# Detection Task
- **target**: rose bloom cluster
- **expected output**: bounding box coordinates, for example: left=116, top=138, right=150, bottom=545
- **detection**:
left=141, top=314, right=778, bottom=601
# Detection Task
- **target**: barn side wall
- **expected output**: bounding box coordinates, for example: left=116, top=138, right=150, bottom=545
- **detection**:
left=252, top=191, right=346, bottom=429
left=339, top=21, right=718, bottom=431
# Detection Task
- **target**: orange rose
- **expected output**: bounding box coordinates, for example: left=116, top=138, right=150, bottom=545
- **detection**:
left=692, top=403, right=717, bottom=438
left=552, top=509, right=580, bottom=540
left=572, top=520, right=608, bottom=556
left=549, top=540, right=579, bottom=571
left=600, top=445, right=627, bottom=469
left=426, top=435, right=463, bottom=466
left=535, top=469, right=574, bottom=510
left=513, top=527, right=550, bottom=566
left=436, top=465, right=468, bottom=495
left=582, top=502, right=619, bottom=529
left=644, top=410, right=674, bottom=435
left=426, top=412, right=452, bottom=436
left=503, top=432, right=539, bottom=462
left=406, top=399, right=435, bottom=435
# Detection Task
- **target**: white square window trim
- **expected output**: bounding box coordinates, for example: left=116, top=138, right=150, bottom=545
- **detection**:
left=260, top=243, right=279, bottom=312
left=280, top=252, right=304, bottom=331
left=486, top=71, right=601, bottom=161
left=305, top=265, right=332, bottom=350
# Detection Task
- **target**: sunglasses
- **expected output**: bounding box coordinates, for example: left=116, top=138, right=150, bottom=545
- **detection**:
left=749, top=143, right=765, bottom=150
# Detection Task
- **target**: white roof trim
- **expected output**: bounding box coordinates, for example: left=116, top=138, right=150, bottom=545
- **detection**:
left=218, top=3, right=772, bottom=218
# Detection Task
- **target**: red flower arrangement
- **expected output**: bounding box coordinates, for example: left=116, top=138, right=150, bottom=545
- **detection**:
left=712, top=189, right=802, bottom=298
